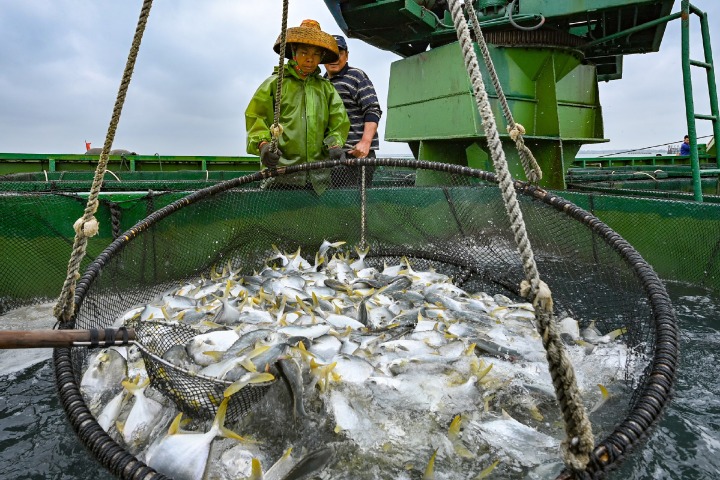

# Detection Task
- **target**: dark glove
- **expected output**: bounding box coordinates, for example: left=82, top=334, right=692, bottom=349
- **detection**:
left=328, top=146, right=345, bottom=161
left=260, top=142, right=280, bottom=168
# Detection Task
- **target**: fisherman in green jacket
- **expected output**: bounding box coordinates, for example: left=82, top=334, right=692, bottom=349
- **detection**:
left=246, top=19, right=350, bottom=193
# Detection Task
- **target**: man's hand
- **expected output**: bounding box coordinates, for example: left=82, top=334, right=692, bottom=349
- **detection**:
left=260, top=142, right=280, bottom=168
left=328, top=146, right=345, bottom=160
left=349, top=139, right=371, bottom=158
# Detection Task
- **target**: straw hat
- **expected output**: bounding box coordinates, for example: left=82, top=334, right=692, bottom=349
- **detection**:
left=273, top=19, right=340, bottom=64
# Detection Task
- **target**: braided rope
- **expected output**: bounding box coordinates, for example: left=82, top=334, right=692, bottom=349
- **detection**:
left=270, top=0, right=290, bottom=154
left=53, top=0, right=154, bottom=323
left=447, top=0, right=594, bottom=471
left=465, top=1, right=543, bottom=183
left=107, top=201, right=123, bottom=239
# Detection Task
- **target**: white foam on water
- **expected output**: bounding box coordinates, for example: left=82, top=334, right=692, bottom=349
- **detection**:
left=0, top=302, right=56, bottom=376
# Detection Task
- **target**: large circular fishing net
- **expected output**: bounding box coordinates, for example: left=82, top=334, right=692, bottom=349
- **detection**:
left=54, top=158, right=678, bottom=480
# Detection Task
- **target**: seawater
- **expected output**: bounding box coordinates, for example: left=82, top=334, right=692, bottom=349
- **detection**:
left=0, top=286, right=717, bottom=480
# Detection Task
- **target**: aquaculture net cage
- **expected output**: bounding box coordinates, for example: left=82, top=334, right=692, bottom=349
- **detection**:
left=53, top=158, right=678, bottom=480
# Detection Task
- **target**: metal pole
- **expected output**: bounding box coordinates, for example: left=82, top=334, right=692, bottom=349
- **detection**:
left=681, top=0, right=703, bottom=202
left=582, top=12, right=682, bottom=49
left=696, top=7, right=720, bottom=168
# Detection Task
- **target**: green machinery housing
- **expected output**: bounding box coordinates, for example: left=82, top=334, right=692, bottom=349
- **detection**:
left=324, top=0, right=719, bottom=190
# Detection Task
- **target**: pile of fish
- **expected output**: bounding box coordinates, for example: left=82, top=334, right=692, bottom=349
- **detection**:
left=80, top=240, right=641, bottom=480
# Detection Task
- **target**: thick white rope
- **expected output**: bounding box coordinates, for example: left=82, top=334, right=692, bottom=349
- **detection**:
left=447, top=0, right=594, bottom=471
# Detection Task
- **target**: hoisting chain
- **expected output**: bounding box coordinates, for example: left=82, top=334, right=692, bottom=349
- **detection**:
left=270, top=0, right=290, bottom=154
left=446, top=0, right=595, bottom=472
left=465, top=1, right=542, bottom=183
left=53, top=0, right=154, bottom=324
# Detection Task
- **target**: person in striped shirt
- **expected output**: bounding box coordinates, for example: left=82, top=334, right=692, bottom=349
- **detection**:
left=324, top=34, right=382, bottom=187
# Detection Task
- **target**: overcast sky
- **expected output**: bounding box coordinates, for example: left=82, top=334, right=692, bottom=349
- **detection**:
left=0, top=0, right=718, bottom=157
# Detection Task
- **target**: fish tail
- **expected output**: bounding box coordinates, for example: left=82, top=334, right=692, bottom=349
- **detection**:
left=607, top=327, right=627, bottom=340
left=475, top=459, right=500, bottom=479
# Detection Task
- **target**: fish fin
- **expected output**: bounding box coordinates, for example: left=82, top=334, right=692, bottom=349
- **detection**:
left=529, top=405, right=544, bottom=421
left=423, top=448, right=438, bottom=480
left=598, top=383, right=609, bottom=398
left=168, top=412, right=184, bottom=434
left=607, top=327, right=627, bottom=340
left=475, top=459, right=500, bottom=479
left=249, top=458, right=264, bottom=480
left=202, top=350, right=224, bottom=362
left=241, top=359, right=257, bottom=372
left=448, top=415, right=462, bottom=439
left=474, top=361, right=493, bottom=382
left=225, top=372, right=274, bottom=398
left=221, top=426, right=258, bottom=444
left=590, top=383, right=611, bottom=413
left=224, top=379, right=250, bottom=398
left=201, top=319, right=224, bottom=329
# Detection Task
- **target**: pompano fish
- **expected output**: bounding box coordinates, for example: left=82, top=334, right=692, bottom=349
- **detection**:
left=318, top=240, right=346, bottom=261
left=209, top=285, right=242, bottom=325
left=277, top=358, right=307, bottom=421
left=324, top=313, right=365, bottom=330
left=162, top=344, right=200, bottom=373
left=279, top=324, right=331, bottom=340
left=81, top=348, right=127, bottom=408
left=467, top=410, right=558, bottom=467
left=234, top=342, right=289, bottom=377
left=349, top=245, right=370, bottom=271
left=186, top=329, right=240, bottom=366
left=97, top=390, right=129, bottom=432
left=120, top=376, right=164, bottom=447
left=145, top=398, right=249, bottom=480
left=581, top=320, right=627, bottom=344
left=273, top=445, right=338, bottom=480
left=307, top=334, right=342, bottom=362
left=198, top=344, right=271, bottom=380
left=331, top=354, right=377, bottom=383
left=558, top=316, right=580, bottom=342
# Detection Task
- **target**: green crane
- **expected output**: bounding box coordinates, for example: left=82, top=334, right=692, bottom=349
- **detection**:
left=324, top=0, right=719, bottom=193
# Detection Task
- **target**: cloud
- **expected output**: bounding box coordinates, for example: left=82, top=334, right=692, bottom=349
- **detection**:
left=0, top=0, right=717, bottom=156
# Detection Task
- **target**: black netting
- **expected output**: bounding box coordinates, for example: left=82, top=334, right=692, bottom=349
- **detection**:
left=47, top=158, right=677, bottom=479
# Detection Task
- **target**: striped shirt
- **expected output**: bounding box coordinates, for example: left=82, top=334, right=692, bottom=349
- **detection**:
left=325, top=64, right=382, bottom=151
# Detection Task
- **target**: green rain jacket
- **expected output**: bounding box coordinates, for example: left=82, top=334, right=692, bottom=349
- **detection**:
left=246, top=62, right=350, bottom=193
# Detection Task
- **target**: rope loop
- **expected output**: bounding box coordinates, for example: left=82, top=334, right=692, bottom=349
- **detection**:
left=520, top=279, right=554, bottom=312
left=270, top=123, right=284, bottom=139
left=73, top=216, right=100, bottom=238
left=507, top=123, right=526, bottom=141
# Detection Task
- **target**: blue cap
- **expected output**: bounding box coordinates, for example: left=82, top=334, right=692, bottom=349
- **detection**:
left=333, top=35, right=348, bottom=51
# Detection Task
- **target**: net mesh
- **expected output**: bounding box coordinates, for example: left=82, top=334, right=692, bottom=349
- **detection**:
left=3, top=159, right=678, bottom=478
